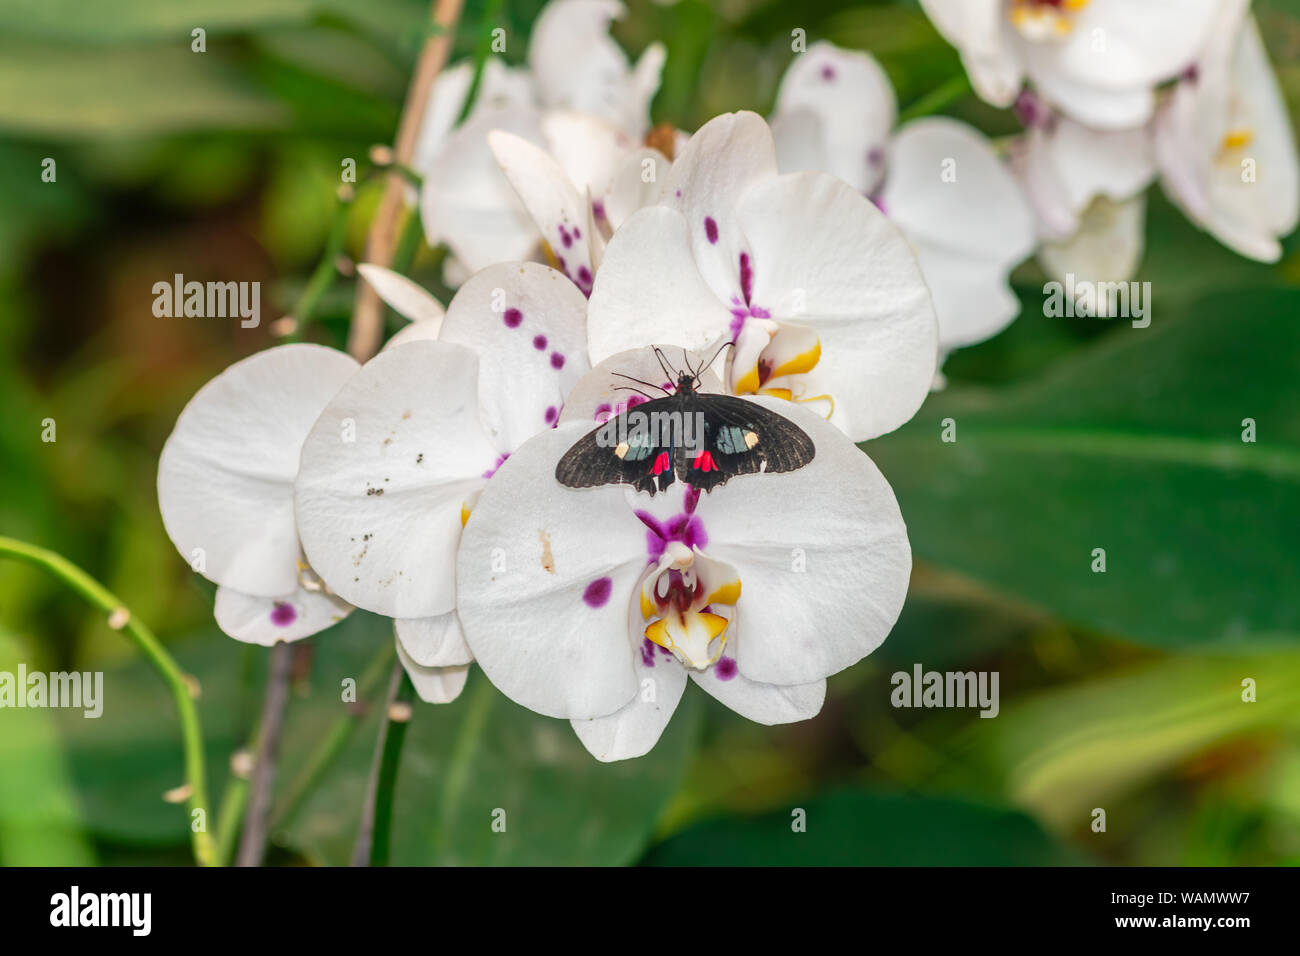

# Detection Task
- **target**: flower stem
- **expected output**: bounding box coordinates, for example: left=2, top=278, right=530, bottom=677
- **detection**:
left=897, top=72, right=973, bottom=124
left=235, top=640, right=294, bottom=866
left=0, top=536, right=217, bottom=867
left=283, top=188, right=355, bottom=343
left=270, top=639, right=395, bottom=833
left=347, top=0, right=467, bottom=363
left=350, top=660, right=412, bottom=866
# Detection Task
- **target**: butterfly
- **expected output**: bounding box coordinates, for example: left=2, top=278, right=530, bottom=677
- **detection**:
left=555, top=347, right=816, bottom=495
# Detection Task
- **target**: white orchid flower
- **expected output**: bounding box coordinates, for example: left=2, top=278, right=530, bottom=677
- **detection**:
left=416, top=0, right=666, bottom=282
left=919, top=0, right=1220, bottom=129
left=158, top=345, right=358, bottom=646
left=488, top=117, right=671, bottom=295
left=294, top=263, right=589, bottom=702
left=454, top=350, right=912, bottom=761
left=527, top=0, right=665, bottom=137
left=1008, top=89, right=1155, bottom=242
left=771, top=42, right=1036, bottom=360
left=1155, top=7, right=1299, bottom=262
left=586, top=110, right=938, bottom=443
left=1037, top=194, right=1147, bottom=297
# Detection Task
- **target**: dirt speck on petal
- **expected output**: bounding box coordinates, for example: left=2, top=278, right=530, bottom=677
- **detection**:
left=539, top=529, right=555, bottom=574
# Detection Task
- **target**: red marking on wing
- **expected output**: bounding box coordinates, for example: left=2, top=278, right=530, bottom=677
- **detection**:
left=692, top=450, right=717, bottom=472
left=652, top=451, right=671, bottom=476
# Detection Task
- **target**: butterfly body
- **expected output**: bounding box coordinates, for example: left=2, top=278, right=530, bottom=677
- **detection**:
left=556, top=372, right=815, bottom=495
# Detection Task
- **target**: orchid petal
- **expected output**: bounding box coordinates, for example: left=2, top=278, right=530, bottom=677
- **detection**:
left=295, top=341, right=500, bottom=618
left=213, top=583, right=352, bottom=646
left=396, top=636, right=470, bottom=704
left=455, top=422, right=649, bottom=720
left=357, top=263, right=447, bottom=327
left=738, top=172, right=938, bottom=440
left=880, top=118, right=1036, bottom=350
left=772, top=41, right=896, bottom=195
left=158, top=344, right=359, bottom=597
left=437, top=261, right=589, bottom=450
left=395, top=611, right=473, bottom=668
left=570, top=642, right=687, bottom=761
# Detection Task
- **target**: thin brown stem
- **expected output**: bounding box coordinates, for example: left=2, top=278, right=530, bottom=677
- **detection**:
left=351, top=660, right=406, bottom=866
left=346, top=0, right=467, bottom=363
left=235, top=641, right=294, bottom=866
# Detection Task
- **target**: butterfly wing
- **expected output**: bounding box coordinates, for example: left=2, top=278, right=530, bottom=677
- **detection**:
left=555, top=396, right=678, bottom=496
left=677, top=394, right=816, bottom=492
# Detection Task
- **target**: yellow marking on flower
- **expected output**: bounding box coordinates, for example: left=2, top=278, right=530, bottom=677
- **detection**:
left=540, top=240, right=560, bottom=271
left=705, top=578, right=742, bottom=607
left=640, top=586, right=657, bottom=620
left=733, top=362, right=762, bottom=395
left=760, top=387, right=793, bottom=401
left=1221, top=129, right=1254, bottom=152
left=645, top=617, right=671, bottom=649
left=769, top=337, right=821, bottom=379
left=697, top=612, right=729, bottom=641
left=460, top=504, right=471, bottom=527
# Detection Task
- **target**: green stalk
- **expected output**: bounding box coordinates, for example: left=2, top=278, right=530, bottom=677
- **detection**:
left=897, top=72, right=973, bottom=124
left=0, top=536, right=217, bottom=867
left=270, top=640, right=395, bottom=833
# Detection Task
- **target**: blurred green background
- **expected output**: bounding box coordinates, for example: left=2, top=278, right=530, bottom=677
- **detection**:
left=1, top=0, right=1298, bottom=866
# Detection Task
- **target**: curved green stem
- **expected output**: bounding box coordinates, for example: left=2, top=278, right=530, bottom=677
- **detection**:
left=284, top=189, right=354, bottom=343
left=898, top=72, right=973, bottom=124
left=0, top=536, right=217, bottom=867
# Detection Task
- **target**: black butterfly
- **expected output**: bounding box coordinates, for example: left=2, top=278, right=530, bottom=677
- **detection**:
left=555, top=348, right=816, bottom=495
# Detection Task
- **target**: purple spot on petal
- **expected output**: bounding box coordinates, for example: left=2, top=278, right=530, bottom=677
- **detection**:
left=577, top=266, right=592, bottom=285
left=739, top=252, right=754, bottom=304
left=544, top=405, right=559, bottom=425
left=270, top=602, right=297, bottom=627
left=482, top=452, right=510, bottom=479
left=674, top=189, right=682, bottom=198
left=594, top=402, right=612, bottom=422
left=627, top=394, right=648, bottom=409
left=820, top=64, right=836, bottom=81
left=867, top=146, right=884, bottom=168
left=504, top=308, right=522, bottom=328
left=559, top=224, right=573, bottom=249
left=640, top=637, right=657, bottom=667
left=715, top=656, right=737, bottom=681
left=704, top=216, right=719, bottom=244
left=533, top=334, right=547, bottom=350
left=583, top=576, right=613, bottom=608
left=573, top=227, right=582, bottom=239
left=550, top=352, right=566, bottom=370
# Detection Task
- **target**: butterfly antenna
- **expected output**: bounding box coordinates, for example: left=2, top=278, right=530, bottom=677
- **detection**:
left=651, top=346, right=676, bottom=383
left=611, top=371, right=670, bottom=394
left=695, top=340, right=736, bottom=386
left=612, top=385, right=655, bottom=400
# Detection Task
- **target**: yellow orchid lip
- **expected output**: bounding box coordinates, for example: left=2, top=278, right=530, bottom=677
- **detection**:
left=1008, top=0, right=1089, bottom=38
left=637, top=546, right=741, bottom=671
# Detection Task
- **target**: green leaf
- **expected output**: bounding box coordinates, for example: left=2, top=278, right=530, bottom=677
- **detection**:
left=281, top=625, right=704, bottom=866
left=955, top=653, right=1300, bottom=830
left=0, top=43, right=285, bottom=138
left=641, top=788, right=1083, bottom=865
left=0, top=627, right=96, bottom=865
left=0, top=0, right=317, bottom=44
left=869, top=287, right=1300, bottom=650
